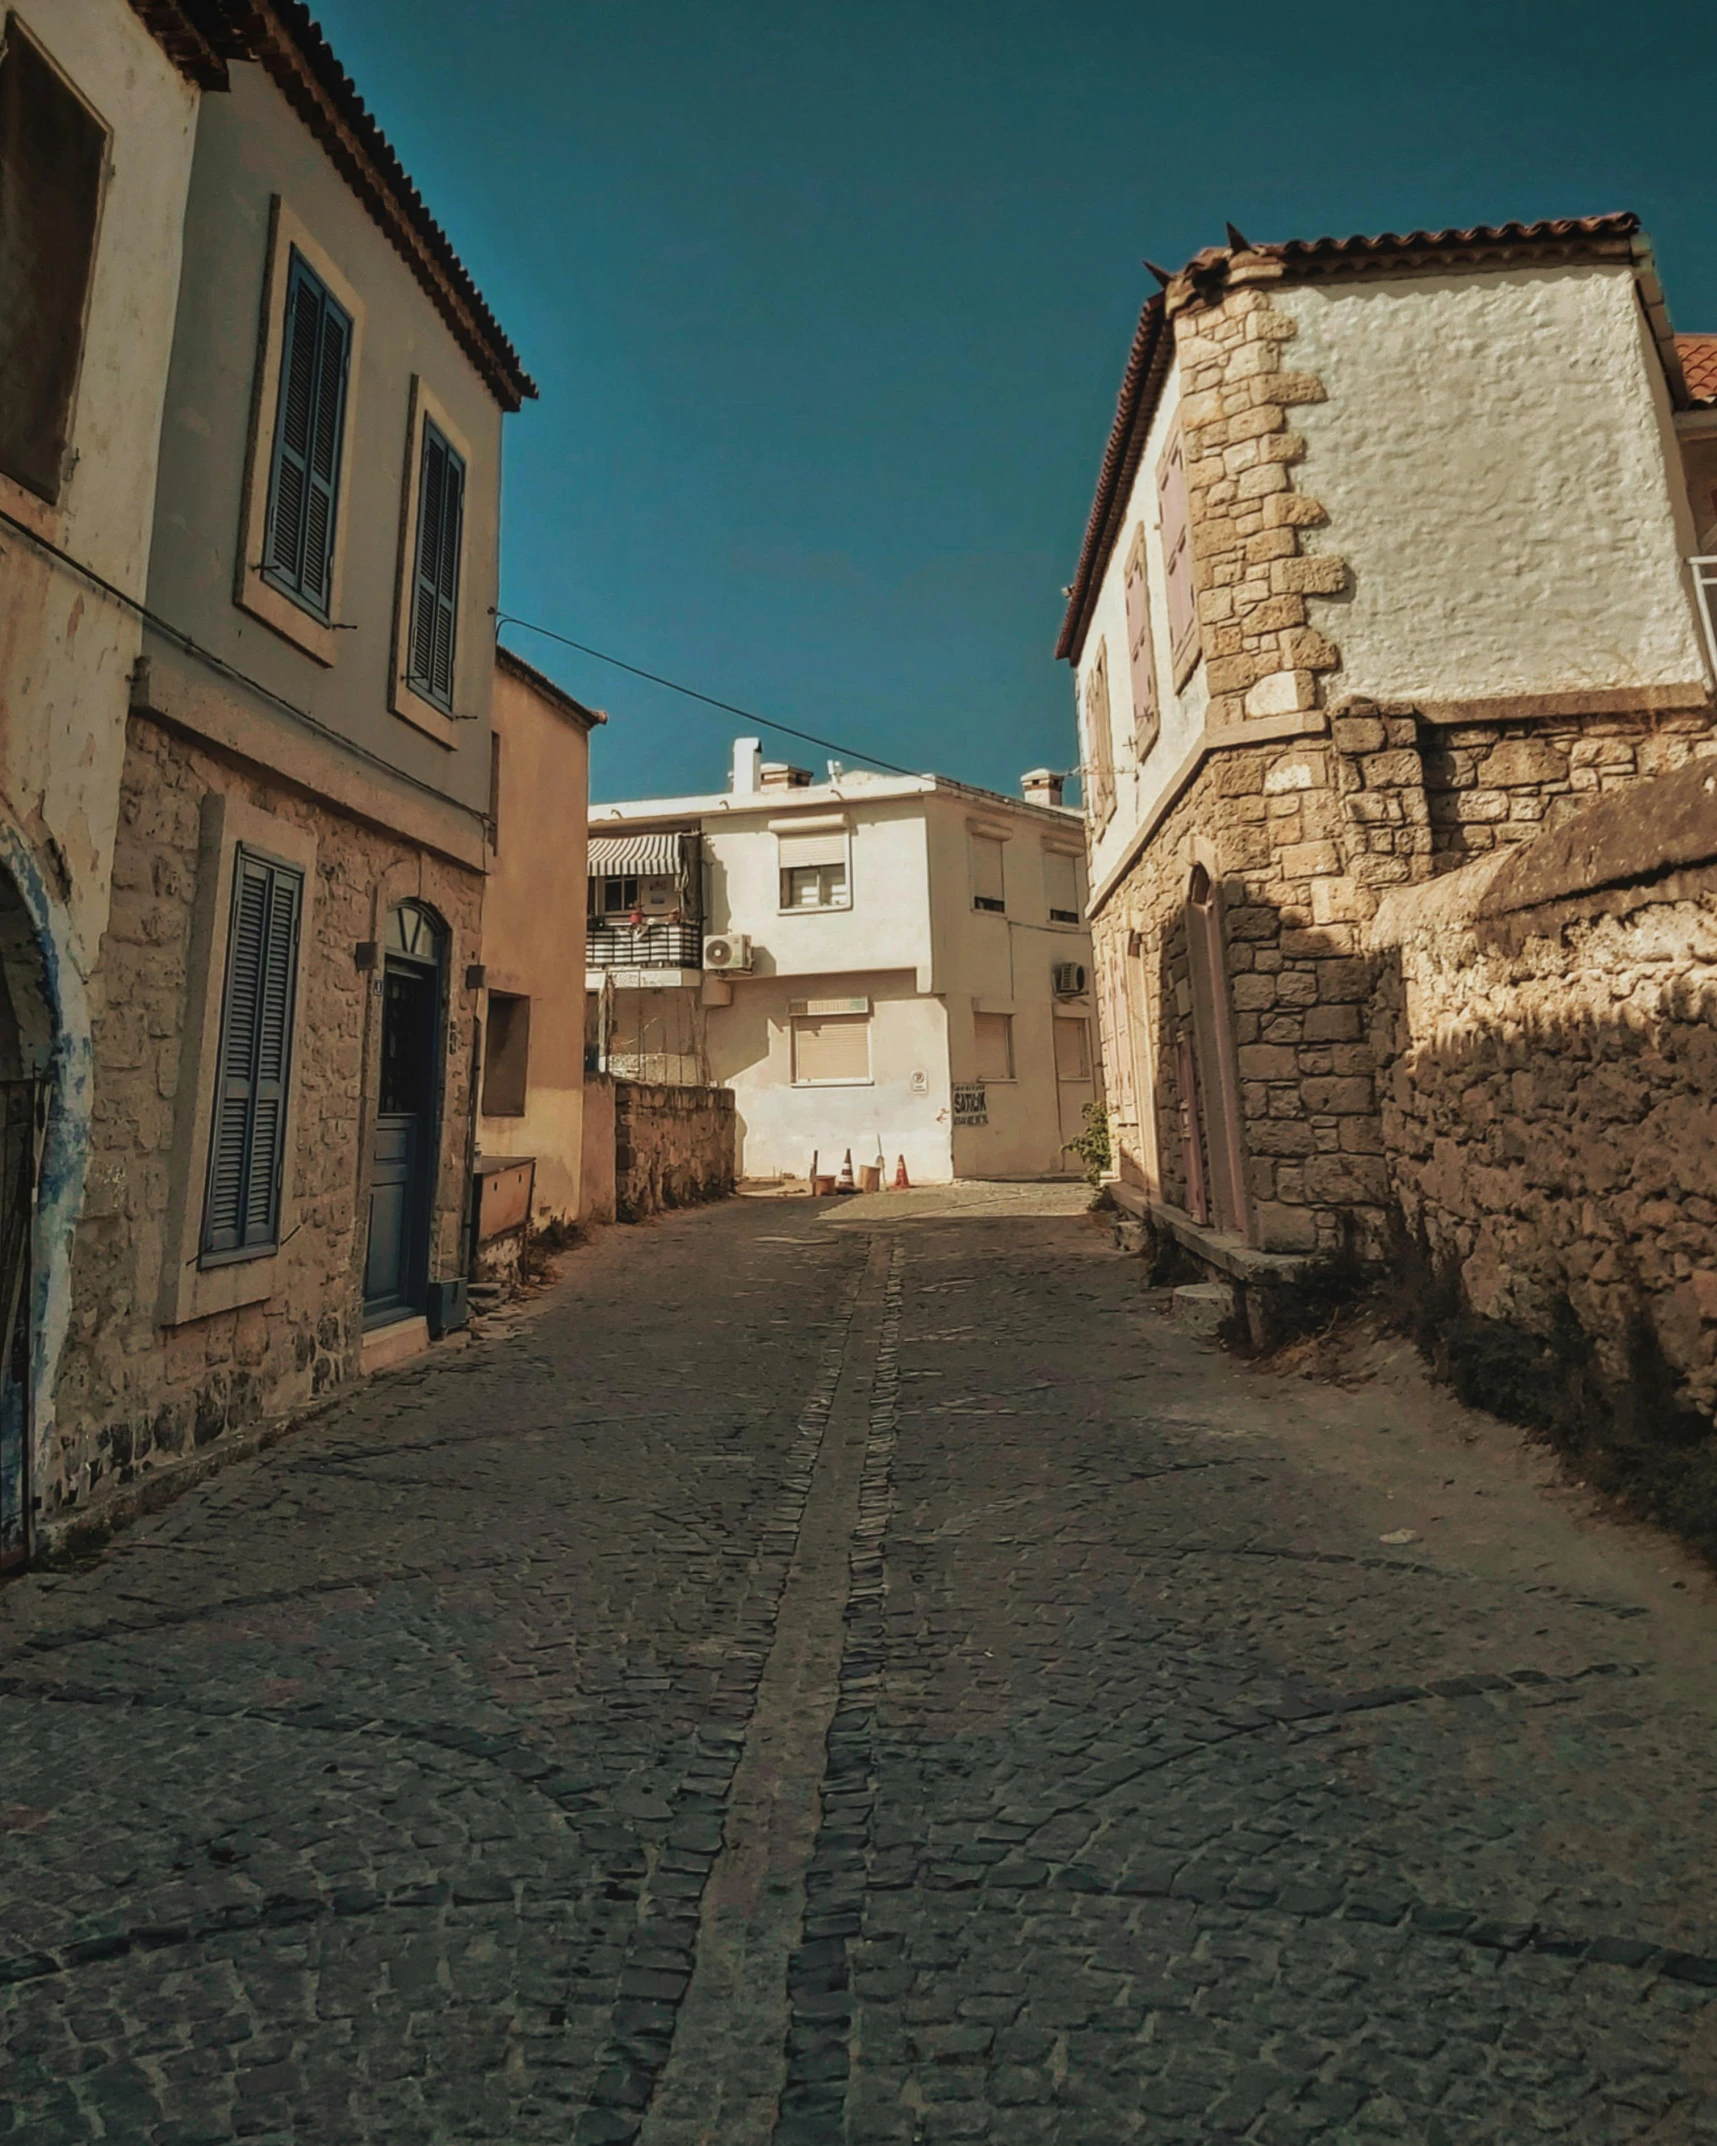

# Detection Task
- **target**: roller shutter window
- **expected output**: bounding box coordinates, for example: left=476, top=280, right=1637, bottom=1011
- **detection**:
left=970, top=834, right=1005, bottom=913
left=264, top=253, right=352, bottom=618
left=0, top=28, right=106, bottom=501
left=973, top=1012, right=1013, bottom=1083
left=792, top=1014, right=870, bottom=1085
left=1054, top=1016, right=1092, bottom=1082
left=409, top=417, right=465, bottom=710
left=1044, top=849, right=1081, bottom=924
left=1158, top=430, right=1199, bottom=679
left=778, top=830, right=849, bottom=909
left=203, top=850, right=303, bottom=1259
left=1124, top=522, right=1160, bottom=756
left=1082, top=645, right=1115, bottom=829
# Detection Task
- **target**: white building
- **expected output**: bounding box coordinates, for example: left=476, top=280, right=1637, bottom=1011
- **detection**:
left=587, top=742, right=1098, bottom=1184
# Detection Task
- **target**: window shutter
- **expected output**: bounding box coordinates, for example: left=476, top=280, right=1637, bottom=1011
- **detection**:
left=203, top=852, right=303, bottom=1258
left=971, top=835, right=1005, bottom=909
left=410, top=419, right=464, bottom=710
left=1083, top=646, right=1115, bottom=827
left=1124, top=523, right=1159, bottom=752
left=1158, top=432, right=1198, bottom=672
left=265, top=255, right=350, bottom=616
left=793, top=1016, right=869, bottom=1083
left=973, top=1012, right=1013, bottom=1083
left=1044, top=849, right=1081, bottom=920
left=1054, top=1017, right=1092, bottom=1082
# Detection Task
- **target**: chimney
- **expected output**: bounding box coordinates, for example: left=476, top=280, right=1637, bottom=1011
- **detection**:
left=731, top=737, right=763, bottom=794
left=1021, top=767, right=1064, bottom=809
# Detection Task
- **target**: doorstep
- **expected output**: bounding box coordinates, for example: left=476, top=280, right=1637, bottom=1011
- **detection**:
left=360, top=1314, right=431, bottom=1376
left=1105, top=1181, right=1317, bottom=1286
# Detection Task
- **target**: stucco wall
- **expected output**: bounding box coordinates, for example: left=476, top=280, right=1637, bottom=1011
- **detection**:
left=0, top=1, right=199, bottom=1534
left=707, top=972, right=952, bottom=1184
left=1279, top=266, right=1708, bottom=708
left=53, top=716, right=481, bottom=1525
left=1369, top=756, right=1717, bottom=1424
left=477, top=658, right=590, bottom=1219
left=145, top=57, right=501, bottom=841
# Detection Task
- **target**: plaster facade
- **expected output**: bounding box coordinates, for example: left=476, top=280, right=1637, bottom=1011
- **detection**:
left=589, top=760, right=1097, bottom=1184
left=476, top=649, right=598, bottom=1224
left=1061, top=219, right=1717, bottom=1266
left=0, top=1, right=202, bottom=1561
left=41, top=11, right=527, bottom=1542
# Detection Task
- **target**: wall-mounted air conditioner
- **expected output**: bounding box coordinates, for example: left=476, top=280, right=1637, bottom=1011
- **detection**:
left=1052, top=962, right=1087, bottom=995
left=703, top=932, right=753, bottom=973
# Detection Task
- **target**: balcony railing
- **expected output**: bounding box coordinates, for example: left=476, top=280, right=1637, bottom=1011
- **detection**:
left=586, top=920, right=702, bottom=970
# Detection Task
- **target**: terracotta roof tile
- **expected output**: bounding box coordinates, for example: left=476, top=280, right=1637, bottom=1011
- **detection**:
left=1677, top=335, right=1717, bottom=405
left=1056, top=214, right=1646, bottom=662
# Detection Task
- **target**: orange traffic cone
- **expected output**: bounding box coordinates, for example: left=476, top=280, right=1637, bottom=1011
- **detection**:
left=836, top=1148, right=856, bottom=1193
left=893, top=1154, right=910, bottom=1190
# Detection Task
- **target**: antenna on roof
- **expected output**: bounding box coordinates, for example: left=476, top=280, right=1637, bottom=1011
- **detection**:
left=1225, top=223, right=1252, bottom=252
left=1142, top=260, right=1174, bottom=288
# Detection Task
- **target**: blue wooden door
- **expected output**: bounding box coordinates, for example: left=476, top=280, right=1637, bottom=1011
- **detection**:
left=363, top=951, right=440, bottom=1326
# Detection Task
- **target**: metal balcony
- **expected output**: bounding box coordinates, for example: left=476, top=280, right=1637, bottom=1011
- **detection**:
left=586, top=920, right=702, bottom=971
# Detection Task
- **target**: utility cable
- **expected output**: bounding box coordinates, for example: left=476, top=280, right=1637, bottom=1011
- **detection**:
left=0, top=502, right=485, bottom=825
left=491, top=610, right=922, bottom=779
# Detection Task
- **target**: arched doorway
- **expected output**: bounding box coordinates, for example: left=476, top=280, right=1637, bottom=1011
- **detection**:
left=1184, top=864, right=1250, bottom=1241
left=363, top=901, right=446, bottom=1328
left=0, top=870, right=55, bottom=1571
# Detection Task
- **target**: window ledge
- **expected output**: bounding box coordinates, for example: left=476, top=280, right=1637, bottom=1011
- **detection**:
left=393, top=674, right=459, bottom=748
left=791, top=1078, right=874, bottom=1089
left=235, top=566, right=340, bottom=667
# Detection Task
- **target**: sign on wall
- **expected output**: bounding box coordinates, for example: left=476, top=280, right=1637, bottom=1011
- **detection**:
left=952, top=1082, right=987, bottom=1126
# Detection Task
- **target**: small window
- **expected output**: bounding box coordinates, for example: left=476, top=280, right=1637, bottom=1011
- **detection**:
left=1044, top=849, right=1082, bottom=925
left=263, top=251, right=352, bottom=619
left=408, top=417, right=465, bottom=710
left=1124, top=522, right=1160, bottom=756
left=1158, top=430, right=1199, bottom=682
left=1081, top=647, right=1116, bottom=829
left=1054, top=1016, right=1092, bottom=1083
left=482, top=992, right=530, bottom=1116
left=202, top=849, right=303, bottom=1261
left=974, top=1011, right=1014, bottom=1083
left=792, top=1013, right=870, bottom=1085
left=782, top=861, right=848, bottom=909
left=0, top=28, right=107, bottom=501
left=595, top=876, right=639, bottom=917
left=971, top=834, right=1006, bottom=913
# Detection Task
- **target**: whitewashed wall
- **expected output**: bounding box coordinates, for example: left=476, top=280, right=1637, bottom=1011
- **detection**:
left=1280, top=264, right=1709, bottom=706
left=1074, top=358, right=1211, bottom=895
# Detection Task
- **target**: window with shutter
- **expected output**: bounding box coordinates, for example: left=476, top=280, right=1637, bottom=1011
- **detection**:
left=1124, top=523, right=1159, bottom=756
left=1158, top=431, right=1199, bottom=681
left=791, top=1015, right=870, bottom=1085
left=409, top=418, right=465, bottom=710
left=201, top=850, right=303, bottom=1262
left=973, top=1012, right=1014, bottom=1083
left=1054, top=1016, right=1092, bottom=1082
left=970, top=834, right=1006, bottom=912
left=263, top=254, right=351, bottom=619
left=0, top=29, right=107, bottom=502
left=1082, top=646, right=1116, bottom=829
left=1044, top=849, right=1082, bottom=924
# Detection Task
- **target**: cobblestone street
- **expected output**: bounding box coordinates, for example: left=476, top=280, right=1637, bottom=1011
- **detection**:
left=2, top=1191, right=1715, bottom=2144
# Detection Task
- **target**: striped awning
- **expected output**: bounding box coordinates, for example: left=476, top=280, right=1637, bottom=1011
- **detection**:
left=587, top=832, right=689, bottom=877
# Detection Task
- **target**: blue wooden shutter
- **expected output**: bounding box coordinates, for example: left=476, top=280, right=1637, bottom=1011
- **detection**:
left=410, top=419, right=464, bottom=709
left=263, top=254, right=350, bottom=616
left=203, top=851, right=303, bottom=1258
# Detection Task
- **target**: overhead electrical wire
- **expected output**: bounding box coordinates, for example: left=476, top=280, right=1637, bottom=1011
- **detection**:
left=491, top=610, right=922, bottom=779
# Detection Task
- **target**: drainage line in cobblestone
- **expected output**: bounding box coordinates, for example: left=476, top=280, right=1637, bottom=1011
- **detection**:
left=774, top=1239, right=905, bottom=2146
left=572, top=1237, right=885, bottom=2146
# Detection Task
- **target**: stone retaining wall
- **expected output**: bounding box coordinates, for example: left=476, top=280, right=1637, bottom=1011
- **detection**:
left=1369, top=755, right=1717, bottom=1417
left=613, top=1080, right=735, bottom=1222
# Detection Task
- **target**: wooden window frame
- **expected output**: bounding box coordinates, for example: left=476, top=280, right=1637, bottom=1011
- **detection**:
left=158, top=793, right=318, bottom=1330
left=0, top=20, right=110, bottom=506
left=390, top=375, right=476, bottom=746
left=1124, top=521, right=1161, bottom=757
left=1082, top=642, right=1116, bottom=830
left=235, top=198, right=365, bottom=667
left=1158, top=428, right=1201, bottom=688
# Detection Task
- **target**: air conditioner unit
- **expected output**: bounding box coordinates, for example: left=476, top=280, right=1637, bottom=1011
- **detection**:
left=1052, top=961, right=1087, bottom=995
left=703, top=932, right=753, bottom=973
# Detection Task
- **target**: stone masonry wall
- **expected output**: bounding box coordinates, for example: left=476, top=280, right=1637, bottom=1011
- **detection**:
left=614, top=1081, right=735, bottom=1222
left=1369, top=757, right=1717, bottom=1421
left=51, top=715, right=482, bottom=1521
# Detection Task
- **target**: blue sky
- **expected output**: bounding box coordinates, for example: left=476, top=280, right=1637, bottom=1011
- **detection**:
left=314, top=0, right=1714, bottom=803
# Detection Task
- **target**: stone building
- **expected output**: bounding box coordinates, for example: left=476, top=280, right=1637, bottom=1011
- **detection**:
left=0, top=1, right=208, bottom=1566
left=42, top=4, right=534, bottom=1546
left=1057, top=214, right=1717, bottom=1272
